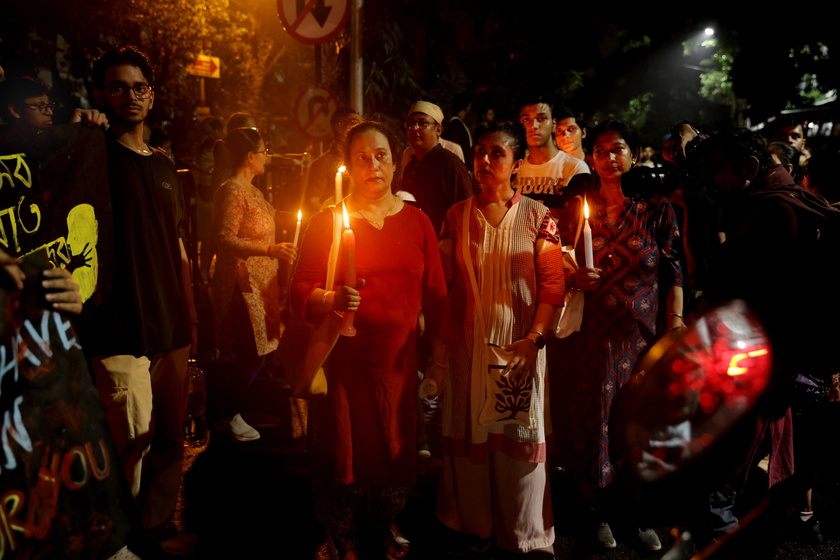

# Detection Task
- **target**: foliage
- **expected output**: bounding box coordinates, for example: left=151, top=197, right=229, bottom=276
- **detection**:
left=362, top=21, right=424, bottom=121
left=0, top=0, right=294, bottom=146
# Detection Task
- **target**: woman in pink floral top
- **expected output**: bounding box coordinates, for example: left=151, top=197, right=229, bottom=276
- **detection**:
left=211, top=127, right=296, bottom=441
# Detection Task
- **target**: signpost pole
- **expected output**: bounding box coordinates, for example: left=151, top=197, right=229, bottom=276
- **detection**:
left=350, top=0, right=363, bottom=115
left=315, top=44, right=322, bottom=84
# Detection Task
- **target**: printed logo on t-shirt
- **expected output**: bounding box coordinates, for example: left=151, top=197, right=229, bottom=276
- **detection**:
left=161, top=181, right=173, bottom=190
left=513, top=176, right=567, bottom=196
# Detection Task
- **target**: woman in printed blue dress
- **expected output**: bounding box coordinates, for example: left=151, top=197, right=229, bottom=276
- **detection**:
left=555, top=119, right=684, bottom=550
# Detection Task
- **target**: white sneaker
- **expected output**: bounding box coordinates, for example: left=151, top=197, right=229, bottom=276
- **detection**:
left=637, top=528, right=662, bottom=551
left=215, top=413, right=260, bottom=441
left=594, top=521, right=616, bottom=548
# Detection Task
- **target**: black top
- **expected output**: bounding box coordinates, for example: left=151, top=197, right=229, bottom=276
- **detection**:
left=442, top=116, right=472, bottom=161
left=78, top=140, right=190, bottom=357
left=705, top=165, right=839, bottom=381
left=400, top=143, right=473, bottom=234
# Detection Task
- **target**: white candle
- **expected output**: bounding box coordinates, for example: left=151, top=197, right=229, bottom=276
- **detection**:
left=583, top=198, right=594, bottom=268
left=292, top=209, right=302, bottom=247
left=335, top=165, right=346, bottom=204
left=337, top=202, right=357, bottom=337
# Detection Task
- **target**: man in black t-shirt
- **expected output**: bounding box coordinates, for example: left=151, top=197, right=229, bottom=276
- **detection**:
left=78, top=46, right=197, bottom=549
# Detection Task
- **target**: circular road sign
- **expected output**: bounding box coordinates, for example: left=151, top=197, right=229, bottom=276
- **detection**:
left=278, top=0, right=350, bottom=45
left=295, top=86, right=340, bottom=140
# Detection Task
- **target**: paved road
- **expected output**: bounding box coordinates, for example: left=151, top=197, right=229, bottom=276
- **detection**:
left=169, top=368, right=840, bottom=560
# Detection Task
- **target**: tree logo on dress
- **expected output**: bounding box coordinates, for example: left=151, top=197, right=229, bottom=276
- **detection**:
left=490, top=366, right=533, bottom=420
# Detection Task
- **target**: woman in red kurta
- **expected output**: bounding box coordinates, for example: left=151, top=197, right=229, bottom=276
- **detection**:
left=290, top=121, right=447, bottom=560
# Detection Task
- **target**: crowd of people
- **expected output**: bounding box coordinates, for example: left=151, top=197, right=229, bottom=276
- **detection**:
left=1, top=44, right=838, bottom=560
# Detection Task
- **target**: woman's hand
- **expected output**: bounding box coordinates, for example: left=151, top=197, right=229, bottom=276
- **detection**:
left=267, top=242, right=297, bottom=263
left=502, top=339, right=539, bottom=382
left=573, top=267, right=602, bottom=291
left=333, top=279, right=365, bottom=312
left=42, top=268, right=83, bottom=315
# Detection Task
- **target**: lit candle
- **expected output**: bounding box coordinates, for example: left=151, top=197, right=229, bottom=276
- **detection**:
left=337, top=202, right=357, bottom=336
left=335, top=165, right=346, bottom=205
left=583, top=198, right=594, bottom=268
left=292, top=209, right=302, bottom=247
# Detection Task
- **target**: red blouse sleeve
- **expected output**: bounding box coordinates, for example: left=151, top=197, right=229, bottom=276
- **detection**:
left=535, top=210, right=566, bottom=307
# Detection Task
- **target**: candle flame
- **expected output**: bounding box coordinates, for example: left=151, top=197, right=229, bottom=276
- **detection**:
left=338, top=165, right=346, bottom=173
left=584, top=198, right=590, bottom=220
left=297, top=209, right=302, bottom=221
left=342, top=202, right=350, bottom=229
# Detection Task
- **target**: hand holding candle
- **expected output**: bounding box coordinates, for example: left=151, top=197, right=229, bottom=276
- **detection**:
left=337, top=202, right=357, bottom=336
left=335, top=165, right=346, bottom=205
left=583, top=198, right=594, bottom=268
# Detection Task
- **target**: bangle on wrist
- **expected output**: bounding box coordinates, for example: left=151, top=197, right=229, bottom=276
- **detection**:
left=428, top=358, right=446, bottom=368
left=669, top=313, right=683, bottom=319
left=321, top=290, right=334, bottom=309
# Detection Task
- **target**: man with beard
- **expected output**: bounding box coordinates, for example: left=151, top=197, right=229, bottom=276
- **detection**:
left=79, top=45, right=197, bottom=554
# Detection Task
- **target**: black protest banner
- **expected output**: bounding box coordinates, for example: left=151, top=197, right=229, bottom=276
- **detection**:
left=0, top=126, right=136, bottom=558
left=0, top=124, right=114, bottom=310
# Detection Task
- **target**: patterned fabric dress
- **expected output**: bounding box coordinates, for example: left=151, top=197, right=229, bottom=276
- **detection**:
left=212, top=180, right=281, bottom=358
left=556, top=194, right=683, bottom=489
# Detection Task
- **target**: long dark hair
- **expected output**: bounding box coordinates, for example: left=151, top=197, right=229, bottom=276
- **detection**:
left=222, top=127, right=263, bottom=169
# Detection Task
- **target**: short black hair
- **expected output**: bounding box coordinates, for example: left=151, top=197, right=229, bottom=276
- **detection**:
left=91, top=45, right=155, bottom=89
left=1, top=75, right=51, bottom=104
left=767, top=142, right=804, bottom=183
left=343, top=120, right=400, bottom=167
left=693, top=128, right=773, bottom=176
left=331, top=106, right=359, bottom=130
left=477, top=121, right=528, bottom=161
left=0, top=75, right=51, bottom=123
left=517, top=93, right=556, bottom=117
left=589, top=119, right=642, bottom=160
left=554, top=106, right=587, bottom=130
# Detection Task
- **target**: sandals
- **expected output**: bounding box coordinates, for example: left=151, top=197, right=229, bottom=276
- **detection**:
left=384, top=524, right=410, bottom=560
